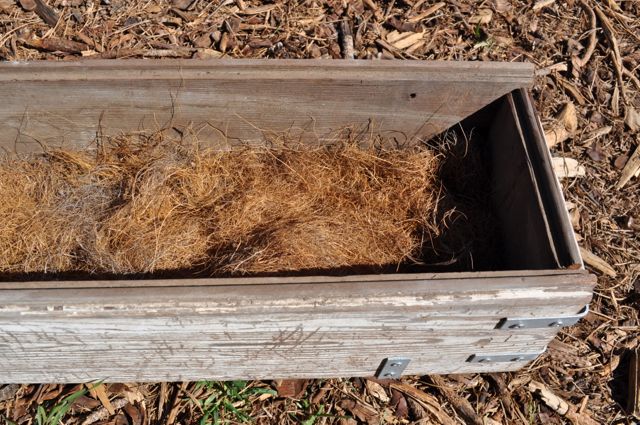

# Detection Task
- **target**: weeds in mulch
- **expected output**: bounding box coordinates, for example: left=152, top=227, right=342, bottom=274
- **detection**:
left=35, top=388, right=87, bottom=425
left=190, top=381, right=275, bottom=424
left=0, top=0, right=639, bottom=423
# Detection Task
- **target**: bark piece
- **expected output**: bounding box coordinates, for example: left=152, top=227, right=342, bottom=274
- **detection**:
left=80, top=398, right=128, bottom=425
left=339, top=399, right=379, bottom=425
left=388, top=382, right=456, bottom=425
left=24, top=36, right=89, bottom=53
left=528, top=380, right=599, bottom=425
left=552, top=157, right=585, bottom=179
left=407, top=2, right=445, bottom=23
left=616, top=145, right=640, bottom=189
left=33, top=0, right=59, bottom=27
left=274, top=379, right=308, bottom=399
left=428, top=375, right=483, bottom=425
left=339, top=19, right=354, bottom=59
left=86, top=383, right=115, bottom=416
left=572, top=1, right=597, bottom=69
left=579, top=246, right=617, bottom=277
left=0, top=384, right=20, bottom=402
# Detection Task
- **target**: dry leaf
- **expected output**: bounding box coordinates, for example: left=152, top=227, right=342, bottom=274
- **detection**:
left=545, top=102, right=578, bottom=148
left=533, top=0, right=556, bottom=10
left=552, top=157, right=585, bottom=179
left=545, top=102, right=578, bottom=147
left=18, top=0, right=37, bottom=11
left=614, top=154, right=629, bottom=170
left=193, top=48, right=223, bottom=59
left=586, top=143, right=605, bottom=162
left=172, top=0, right=193, bottom=10
left=625, top=107, right=640, bottom=132
left=339, top=399, right=380, bottom=425
left=0, top=384, right=20, bottom=402
left=60, top=0, right=85, bottom=5
left=493, top=0, right=511, bottom=12
left=193, top=33, right=212, bottom=48
left=274, top=379, right=308, bottom=399
left=581, top=126, right=612, bottom=144
left=123, top=403, right=142, bottom=425
left=113, top=414, right=129, bottom=425
left=365, top=380, right=390, bottom=403
left=81, top=398, right=129, bottom=425
left=617, top=145, right=640, bottom=189
left=0, top=0, right=14, bottom=11
left=70, top=395, right=102, bottom=411
left=612, top=84, right=620, bottom=116
left=389, top=389, right=409, bottom=419
left=469, top=8, right=493, bottom=24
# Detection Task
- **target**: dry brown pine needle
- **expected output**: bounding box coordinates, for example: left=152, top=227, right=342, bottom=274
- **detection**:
left=0, top=134, right=444, bottom=276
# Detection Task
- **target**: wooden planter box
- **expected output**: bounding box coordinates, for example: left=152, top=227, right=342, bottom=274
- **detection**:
left=0, top=60, right=594, bottom=383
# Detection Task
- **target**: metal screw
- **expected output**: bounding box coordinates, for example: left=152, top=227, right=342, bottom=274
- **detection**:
left=479, top=358, right=492, bottom=363
left=512, top=356, right=525, bottom=361
left=384, top=372, right=396, bottom=377
left=510, top=323, right=525, bottom=329
left=549, top=320, right=564, bottom=327
left=389, top=362, right=402, bottom=367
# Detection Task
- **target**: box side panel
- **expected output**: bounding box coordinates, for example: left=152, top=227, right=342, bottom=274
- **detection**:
left=511, top=89, right=583, bottom=268
left=488, top=95, right=559, bottom=269
left=0, top=59, right=533, bottom=153
left=0, top=273, right=594, bottom=382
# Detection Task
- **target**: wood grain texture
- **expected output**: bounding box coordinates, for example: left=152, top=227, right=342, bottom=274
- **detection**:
left=0, top=269, right=591, bottom=289
left=0, top=60, right=595, bottom=383
left=0, top=272, right=594, bottom=383
left=0, top=59, right=533, bottom=153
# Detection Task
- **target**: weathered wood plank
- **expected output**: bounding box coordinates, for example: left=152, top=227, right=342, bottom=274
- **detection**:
left=0, top=59, right=533, bottom=153
left=0, top=273, right=593, bottom=382
left=0, top=268, right=590, bottom=289
left=1, top=329, right=554, bottom=382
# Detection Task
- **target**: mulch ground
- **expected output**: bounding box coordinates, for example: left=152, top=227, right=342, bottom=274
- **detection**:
left=0, top=0, right=639, bottom=424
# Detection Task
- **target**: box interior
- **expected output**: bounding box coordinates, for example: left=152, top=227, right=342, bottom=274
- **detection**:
left=0, top=91, right=574, bottom=283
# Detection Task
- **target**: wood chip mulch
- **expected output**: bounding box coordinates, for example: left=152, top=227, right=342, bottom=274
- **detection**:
left=0, top=0, right=639, bottom=423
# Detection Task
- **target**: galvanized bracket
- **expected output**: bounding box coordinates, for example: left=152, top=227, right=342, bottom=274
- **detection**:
left=495, top=305, right=589, bottom=330
left=375, top=357, right=410, bottom=379
left=467, top=347, right=546, bottom=363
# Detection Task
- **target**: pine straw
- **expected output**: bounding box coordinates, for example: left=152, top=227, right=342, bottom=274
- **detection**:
left=0, top=133, right=444, bottom=276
